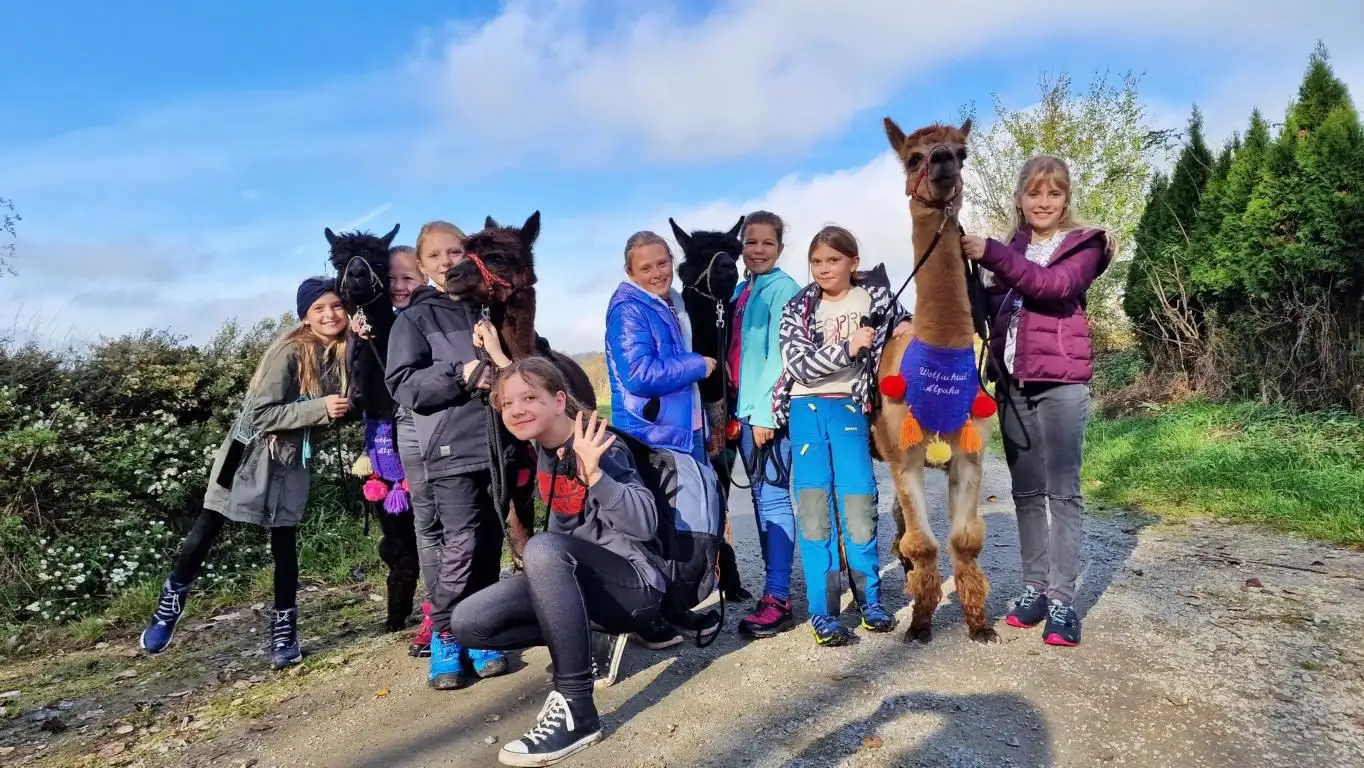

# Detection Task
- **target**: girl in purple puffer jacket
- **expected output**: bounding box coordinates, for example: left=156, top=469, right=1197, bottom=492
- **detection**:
left=961, top=155, right=1114, bottom=648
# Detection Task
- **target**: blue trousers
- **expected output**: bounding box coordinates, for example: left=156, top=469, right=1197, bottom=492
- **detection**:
left=789, top=396, right=881, bottom=617
left=737, top=418, right=795, bottom=601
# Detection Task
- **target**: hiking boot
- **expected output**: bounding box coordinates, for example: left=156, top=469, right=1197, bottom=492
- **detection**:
left=139, top=577, right=190, bottom=655
left=269, top=608, right=303, bottom=670
left=810, top=615, right=853, bottom=647
left=1043, top=599, right=1082, bottom=647
left=466, top=647, right=509, bottom=678
left=859, top=602, right=895, bottom=633
left=428, top=632, right=472, bottom=690
left=632, top=617, right=683, bottom=650
left=409, top=601, right=433, bottom=657
left=1005, top=585, right=1049, bottom=629
left=737, top=594, right=796, bottom=639
left=498, top=690, right=602, bottom=767
left=589, top=631, right=628, bottom=689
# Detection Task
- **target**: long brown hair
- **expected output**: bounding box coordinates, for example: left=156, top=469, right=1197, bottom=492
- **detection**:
left=492, top=357, right=590, bottom=420
left=248, top=323, right=348, bottom=400
left=807, top=225, right=859, bottom=260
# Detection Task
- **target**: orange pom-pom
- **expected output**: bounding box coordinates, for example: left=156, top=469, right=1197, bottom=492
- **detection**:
left=971, top=391, right=997, bottom=419
left=879, top=373, right=907, bottom=400
left=898, top=411, right=924, bottom=449
left=959, top=419, right=984, bottom=453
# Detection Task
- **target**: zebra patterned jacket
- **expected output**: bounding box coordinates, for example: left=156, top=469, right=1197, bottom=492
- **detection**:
left=772, top=273, right=909, bottom=430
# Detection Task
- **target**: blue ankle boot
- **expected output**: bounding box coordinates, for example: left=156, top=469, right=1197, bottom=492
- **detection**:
left=139, top=578, right=189, bottom=655
left=428, top=633, right=472, bottom=690
left=465, top=647, right=508, bottom=678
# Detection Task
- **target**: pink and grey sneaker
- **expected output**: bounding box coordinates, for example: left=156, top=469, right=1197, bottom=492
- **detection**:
left=409, top=601, right=433, bottom=657
left=737, top=595, right=796, bottom=639
left=1042, top=599, right=1082, bottom=647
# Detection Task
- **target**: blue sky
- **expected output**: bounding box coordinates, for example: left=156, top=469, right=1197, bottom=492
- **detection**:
left=2, top=0, right=1361, bottom=352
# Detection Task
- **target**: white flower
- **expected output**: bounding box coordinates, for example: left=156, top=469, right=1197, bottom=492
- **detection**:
left=25, top=601, right=40, bottom=611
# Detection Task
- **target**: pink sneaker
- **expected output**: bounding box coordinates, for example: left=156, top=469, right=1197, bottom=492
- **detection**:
left=737, top=595, right=796, bottom=639
left=409, top=601, right=433, bottom=657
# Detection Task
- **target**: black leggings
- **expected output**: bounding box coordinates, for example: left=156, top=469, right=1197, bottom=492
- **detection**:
left=450, top=532, right=663, bottom=702
left=171, top=509, right=299, bottom=611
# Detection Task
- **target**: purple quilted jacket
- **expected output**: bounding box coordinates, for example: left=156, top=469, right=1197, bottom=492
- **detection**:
left=980, top=227, right=1111, bottom=384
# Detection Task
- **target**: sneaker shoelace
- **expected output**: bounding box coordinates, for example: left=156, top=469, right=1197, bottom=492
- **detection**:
left=152, top=588, right=184, bottom=624
left=522, top=692, right=571, bottom=746
left=1047, top=601, right=1073, bottom=626
left=271, top=611, right=295, bottom=650
left=1015, top=586, right=1044, bottom=610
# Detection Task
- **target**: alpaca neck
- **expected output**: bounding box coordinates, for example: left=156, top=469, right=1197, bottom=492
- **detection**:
left=910, top=204, right=974, bottom=349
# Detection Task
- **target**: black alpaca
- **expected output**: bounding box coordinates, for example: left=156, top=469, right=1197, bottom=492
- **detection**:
left=669, top=216, right=750, bottom=603
left=325, top=223, right=420, bottom=632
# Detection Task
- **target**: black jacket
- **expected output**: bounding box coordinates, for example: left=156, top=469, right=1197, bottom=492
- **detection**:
left=384, top=286, right=499, bottom=479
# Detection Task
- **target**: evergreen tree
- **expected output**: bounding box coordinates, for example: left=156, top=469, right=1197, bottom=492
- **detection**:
left=1204, top=110, right=1272, bottom=302
left=1188, top=137, right=1237, bottom=302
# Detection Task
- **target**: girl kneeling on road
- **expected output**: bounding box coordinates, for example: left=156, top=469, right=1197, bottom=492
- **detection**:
left=775, top=226, right=911, bottom=646
left=141, top=277, right=352, bottom=669
left=452, top=357, right=667, bottom=767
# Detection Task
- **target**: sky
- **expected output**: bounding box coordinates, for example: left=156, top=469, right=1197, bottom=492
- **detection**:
left=2, top=0, right=1361, bottom=354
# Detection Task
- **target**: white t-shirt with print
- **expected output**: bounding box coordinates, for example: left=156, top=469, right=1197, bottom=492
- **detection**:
left=790, top=286, right=872, bottom=398
left=1002, top=234, right=1065, bottom=375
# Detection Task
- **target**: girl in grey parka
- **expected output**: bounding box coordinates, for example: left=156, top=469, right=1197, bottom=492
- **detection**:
left=140, top=277, right=352, bottom=669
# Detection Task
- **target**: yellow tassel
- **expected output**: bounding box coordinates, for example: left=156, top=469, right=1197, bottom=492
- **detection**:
left=959, top=419, right=984, bottom=454
left=899, top=411, right=924, bottom=449
left=925, top=438, right=953, bottom=466
left=350, top=454, right=373, bottom=478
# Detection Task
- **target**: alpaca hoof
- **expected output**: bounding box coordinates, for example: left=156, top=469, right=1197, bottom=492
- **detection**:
left=905, top=624, right=933, bottom=644
left=384, top=618, right=408, bottom=633
left=969, top=626, right=1000, bottom=644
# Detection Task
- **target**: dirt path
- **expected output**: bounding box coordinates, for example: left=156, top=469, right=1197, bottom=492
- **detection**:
left=6, top=454, right=1363, bottom=767
left=173, top=454, right=1364, bottom=768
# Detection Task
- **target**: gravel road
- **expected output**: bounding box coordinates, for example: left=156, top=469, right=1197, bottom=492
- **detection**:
left=186, top=453, right=1364, bottom=768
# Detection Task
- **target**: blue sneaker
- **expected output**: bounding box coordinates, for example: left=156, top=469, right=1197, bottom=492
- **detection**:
left=466, top=647, right=509, bottom=678
left=428, top=632, right=472, bottom=690
left=139, top=578, right=189, bottom=655
left=859, top=603, right=895, bottom=633
left=810, top=615, right=853, bottom=647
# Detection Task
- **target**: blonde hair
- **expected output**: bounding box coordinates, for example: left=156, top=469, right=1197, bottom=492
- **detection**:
left=492, top=357, right=590, bottom=420
left=415, top=221, right=466, bottom=260
left=1012, top=155, right=1116, bottom=256
left=623, top=230, right=673, bottom=272
left=248, top=323, right=348, bottom=401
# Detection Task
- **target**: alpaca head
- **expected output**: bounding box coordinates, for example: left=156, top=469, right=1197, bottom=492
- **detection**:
left=445, top=211, right=540, bottom=306
left=883, top=117, right=972, bottom=208
left=670, top=216, right=742, bottom=309
left=325, top=223, right=400, bottom=312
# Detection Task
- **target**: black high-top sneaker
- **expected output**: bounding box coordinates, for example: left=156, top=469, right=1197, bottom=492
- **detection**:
left=498, top=690, right=603, bottom=766
left=589, top=631, right=628, bottom=689
left=269, top=608, right=303, bottom=670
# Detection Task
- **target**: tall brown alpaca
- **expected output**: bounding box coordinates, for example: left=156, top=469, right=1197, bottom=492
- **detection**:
left=870, top=116, right=999, bottom=644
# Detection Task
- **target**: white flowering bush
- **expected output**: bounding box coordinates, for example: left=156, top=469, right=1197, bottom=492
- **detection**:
left=0, top=318, right=371, bottom=627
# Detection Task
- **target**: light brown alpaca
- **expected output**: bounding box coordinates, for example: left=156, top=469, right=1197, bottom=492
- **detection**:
left=870, top=116, right=999, bottom=644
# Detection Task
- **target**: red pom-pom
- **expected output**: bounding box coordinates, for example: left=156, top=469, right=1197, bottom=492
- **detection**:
left=362, top=477, right=389, bottom=503
left=879, top=374, right=907, bottom=400
left=726, top=419, right=742, bottom=441
left=971, top=391, right=997, bottom=419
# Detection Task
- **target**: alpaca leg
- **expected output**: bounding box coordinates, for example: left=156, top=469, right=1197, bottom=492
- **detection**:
left=377, top=509, right=418, bottom=632
left=889, top=495, right=913, bottom=576
left=893, top=460, right=940, bottom=643
left=948, top=452, right=997, bottom=643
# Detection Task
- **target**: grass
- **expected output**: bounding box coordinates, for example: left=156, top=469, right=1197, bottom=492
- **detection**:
left=1083, top=399, right=1364, bottom=546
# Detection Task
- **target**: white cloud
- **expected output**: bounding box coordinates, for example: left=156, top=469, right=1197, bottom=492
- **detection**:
left=434, top=0, right=1362, bottom=165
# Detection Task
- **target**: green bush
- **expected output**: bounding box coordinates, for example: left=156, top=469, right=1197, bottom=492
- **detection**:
left=0, top=318, right=371, bottom=629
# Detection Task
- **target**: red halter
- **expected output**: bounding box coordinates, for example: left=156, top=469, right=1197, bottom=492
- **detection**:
left=908, top=145, right=964, bottom=213
left=464, top=252, right=511, bottom=290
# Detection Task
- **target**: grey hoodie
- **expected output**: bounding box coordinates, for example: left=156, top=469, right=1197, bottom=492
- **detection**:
left=536, top=437, right=666, bottom=593
left=384, top=285, right=501, bottom=478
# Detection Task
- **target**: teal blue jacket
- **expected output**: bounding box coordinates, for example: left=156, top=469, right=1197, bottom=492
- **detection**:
left=732, top=268, right=801, bottom=429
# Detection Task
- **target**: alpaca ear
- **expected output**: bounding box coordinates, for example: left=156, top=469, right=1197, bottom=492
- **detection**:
left=960, top=117, right=973, bottom=137
left=520, top=211, right=541, bottom=248
left=380, top=223, right=399, bottom=248
left=668, top=218, right=692, bottom=251
left=726, top=216, right=744, bottom=240
left=485, top=216, right=499, bottom=229
left=324, top=228, right=338, bottom=247
left=884, top=117, right=907, bottom=152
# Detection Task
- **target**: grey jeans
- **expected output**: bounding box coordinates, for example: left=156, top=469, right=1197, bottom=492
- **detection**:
left=396, top=408, right=441, bottom=604
left=996, top=380, right=1090, bottom=603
